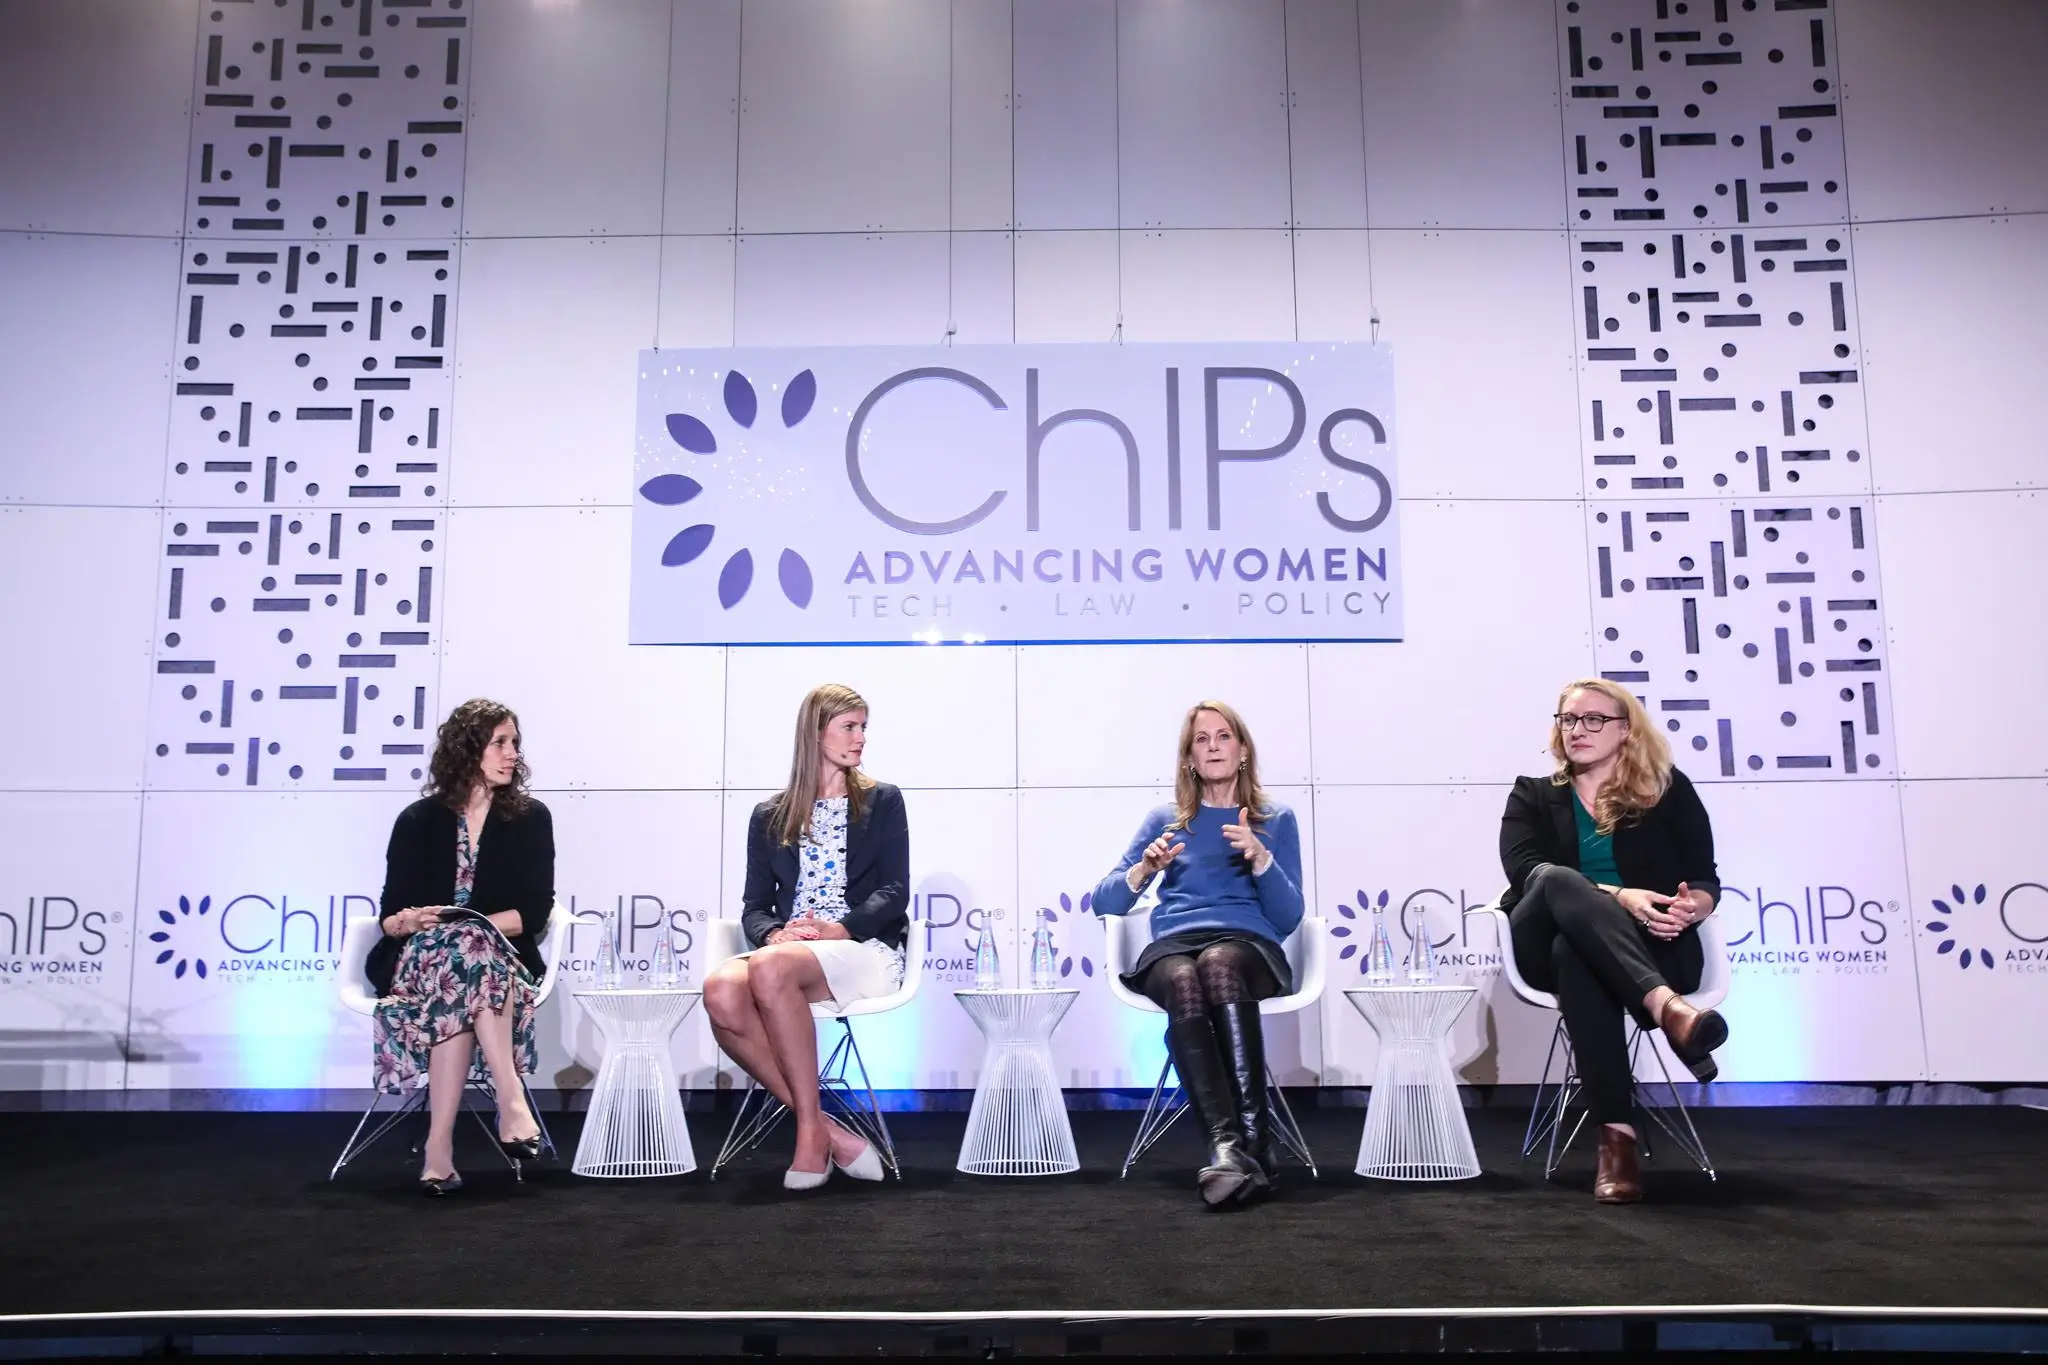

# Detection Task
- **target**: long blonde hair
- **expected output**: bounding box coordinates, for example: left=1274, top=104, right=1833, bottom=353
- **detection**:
left=772, top=683, right=873, bottom=845
left=1170, top=700, right=1270, bottom=831
left=1548, top=677, right=1671, bottom=835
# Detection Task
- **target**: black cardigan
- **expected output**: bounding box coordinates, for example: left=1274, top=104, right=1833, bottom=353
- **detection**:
left=368, top=796, right=555, bottom=995
left=1499, top=767, right=1722, bottom=915
left=741, top=782, right=910, bottom=951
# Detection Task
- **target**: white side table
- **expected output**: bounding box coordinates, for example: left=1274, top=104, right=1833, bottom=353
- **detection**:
left=953, top=988, right=1080, bottom=1176
left=572, top=988, right=701, bottom=1178
left=1346, top=985, right=1481, bottom=1181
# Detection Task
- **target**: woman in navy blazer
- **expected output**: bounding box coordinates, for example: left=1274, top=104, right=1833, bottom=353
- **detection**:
left=703, top=684, right=909, bottom=1190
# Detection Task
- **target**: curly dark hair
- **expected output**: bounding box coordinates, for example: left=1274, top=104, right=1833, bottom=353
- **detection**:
left=424, top=698, right=532, bottom=815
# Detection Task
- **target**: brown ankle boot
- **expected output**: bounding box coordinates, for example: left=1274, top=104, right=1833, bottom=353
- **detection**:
left=1658, top=997, right=1729, bottom=1081
left=1595, top=1127, right=1643, bottom=1204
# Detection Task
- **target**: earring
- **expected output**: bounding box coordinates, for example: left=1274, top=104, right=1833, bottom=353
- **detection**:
left=1238, top=758, right=1247, bottom=771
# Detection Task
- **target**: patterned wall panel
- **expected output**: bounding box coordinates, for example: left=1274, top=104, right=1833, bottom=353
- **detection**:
left=1560, top=0, right=1889, bottom=777
left=1586, top=497, right=1889, bottom=776
left=1573, top=226, right=1866, bottom=500
left=1561, top=0, right=1849, bottom=231
left=149, top=0, right=470, bottom=793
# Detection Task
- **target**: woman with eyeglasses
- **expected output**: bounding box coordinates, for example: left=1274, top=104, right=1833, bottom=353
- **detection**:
left=1498, top=677, right=1728, bottom=1204
left=1092, top=700, right=1304, bottom=1207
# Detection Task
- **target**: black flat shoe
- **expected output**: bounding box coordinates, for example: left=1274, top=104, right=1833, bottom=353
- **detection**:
left=418, top=1173, right=463, bottom=1196
left=498, top=1135, right=543, bottom=1161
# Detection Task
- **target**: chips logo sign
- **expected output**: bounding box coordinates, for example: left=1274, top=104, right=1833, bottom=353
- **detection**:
left=632, top=344, right=1402, bottom=645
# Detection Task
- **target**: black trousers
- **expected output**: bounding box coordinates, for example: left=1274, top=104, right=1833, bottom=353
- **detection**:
left=1509, top=864, right=1703, bottom=1125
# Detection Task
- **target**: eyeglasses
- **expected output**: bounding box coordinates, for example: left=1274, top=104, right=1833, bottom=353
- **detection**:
left=1554, top=713, right=1625, bottom=733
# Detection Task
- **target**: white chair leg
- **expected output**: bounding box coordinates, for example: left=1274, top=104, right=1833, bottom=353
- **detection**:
left=1542, top=1040, right=1590, bottom=1181
left=466, top=1081, right=524, bottom=1179
left=329, top=1086, right=427, bottom=1180
left=1263, top=1067, right=1318, bottom=1178
left=820, top=1019, right=900, bottom=1179
left=1121, top=1057, right=1319, bottom=1179
left=1521, top=1018, right=1571, bottom=1160
left=1631, top=1026, right=1717, bottom=1180
left=709, top=1020, right=901, bottom=1180
left=709, top=1080, right=788, bottom=1179
left=1120, top=1057, right=1184, bottom=1178
left=521, top=1078, right=558, bottom=1162
left=1520, top=1017, right=1591, bottom=1180
left=1528, top=1023, right=1717, bottom=1182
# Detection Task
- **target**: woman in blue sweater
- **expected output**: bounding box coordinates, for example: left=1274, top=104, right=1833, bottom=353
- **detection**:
left=1093, top=700, right=1305, bottom=1206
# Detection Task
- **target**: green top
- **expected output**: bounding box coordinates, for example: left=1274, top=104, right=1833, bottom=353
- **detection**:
left=1573, top=795, right=1622, bottom=890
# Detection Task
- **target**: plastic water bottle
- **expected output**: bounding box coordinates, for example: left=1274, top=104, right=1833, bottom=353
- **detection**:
left=972, top=918, right=1002, bottom=989
left=1406, top=917, right=1439, bottom=985
left=1029, top=922, right=1057, bottom=989
left=650, top=922, right=681, bottom=989
left=595, top=908, right=622, bottom=990
left=1365, top=908, right=1397, bottom=984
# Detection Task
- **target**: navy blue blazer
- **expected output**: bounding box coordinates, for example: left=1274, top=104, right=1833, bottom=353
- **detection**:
left=740, top=782, right=910, bottom=951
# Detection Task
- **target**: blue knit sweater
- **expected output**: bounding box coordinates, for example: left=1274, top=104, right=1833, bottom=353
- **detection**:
left=1091, top=802, right=1305, bottom=945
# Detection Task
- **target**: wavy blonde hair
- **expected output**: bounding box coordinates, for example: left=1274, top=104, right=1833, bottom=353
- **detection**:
left=1170, top=700, right=1270, bottom=831
left=771, top=683, right=874, bottom=846
left=1548, top=677, right=1671, bottom=835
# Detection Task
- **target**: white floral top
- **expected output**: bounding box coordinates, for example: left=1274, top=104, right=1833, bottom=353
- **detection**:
left=795, top=796, right=905, bottom=990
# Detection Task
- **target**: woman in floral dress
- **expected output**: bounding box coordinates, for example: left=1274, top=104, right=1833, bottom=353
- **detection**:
left=368, top=698, right=554, bottom=1194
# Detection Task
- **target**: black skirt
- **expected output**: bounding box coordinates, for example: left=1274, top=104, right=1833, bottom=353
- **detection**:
left=1119, top=929, right=1295, bottom=999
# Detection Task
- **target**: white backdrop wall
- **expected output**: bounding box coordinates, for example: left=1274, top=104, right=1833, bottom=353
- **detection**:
left=1, top=0, right=2044, bottom=1096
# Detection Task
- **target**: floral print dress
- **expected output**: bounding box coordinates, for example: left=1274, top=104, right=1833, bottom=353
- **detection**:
left=371, top=814, right=539, bottom=1093
left=794, top=796, right=905, bottom=993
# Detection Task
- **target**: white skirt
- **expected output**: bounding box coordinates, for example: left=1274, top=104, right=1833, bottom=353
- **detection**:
left=736, top=936, right=905, bottom=1010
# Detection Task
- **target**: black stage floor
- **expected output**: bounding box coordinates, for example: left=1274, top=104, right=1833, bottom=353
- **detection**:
left=1, top=1104, right=2043, bottom=1355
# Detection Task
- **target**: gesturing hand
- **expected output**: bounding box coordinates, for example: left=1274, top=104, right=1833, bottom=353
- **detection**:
left=1138, top=831, right=1187, bottom=878
left=1221, top=807, right=1271, bottom=873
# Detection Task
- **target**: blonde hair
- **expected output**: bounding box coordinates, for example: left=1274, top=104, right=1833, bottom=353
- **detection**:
left=1170, top=700, right=1270, bottom=831
left=771, top=683, right=874, bottom=845
left=1548, top=677, right=1671, bottom=835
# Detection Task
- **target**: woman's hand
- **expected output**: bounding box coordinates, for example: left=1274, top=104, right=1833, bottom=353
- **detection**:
left=770, top=918, right=823, bottom=945
left=1615, top=887, right=1686, bottom=940
left=1221, top=807, right=1272, bottom=873
left=1669, top=881, right=1713, bottom=926
left=1128, top=830, right=1188, bottom=890
left=383, top=907, right=441, bottom=937
left=807, top=921, right=852, bottom=941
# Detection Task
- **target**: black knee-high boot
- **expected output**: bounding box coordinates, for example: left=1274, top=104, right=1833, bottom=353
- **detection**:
left=1165, top=1017, right=1261, bottom=1207
left=1211, top=1002, right=1273, bottom=1194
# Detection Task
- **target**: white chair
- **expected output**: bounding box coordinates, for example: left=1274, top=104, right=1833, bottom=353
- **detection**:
left=1472, top=886, right=1730, bottom=1181
left=328, top=902, right=572, bottom=1181
left=702, top=918, right=923, bottom=1180
left=1103, top=910, right=1328, bottom=1179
